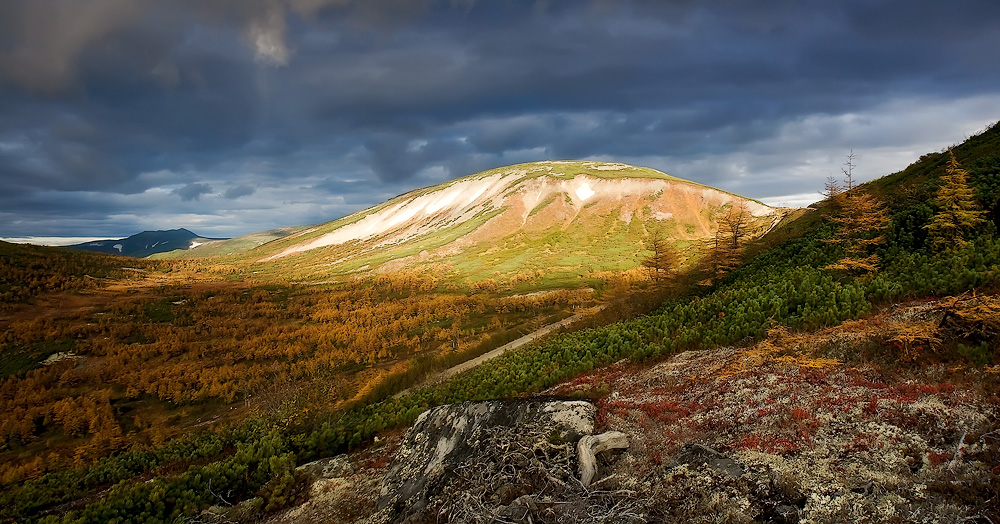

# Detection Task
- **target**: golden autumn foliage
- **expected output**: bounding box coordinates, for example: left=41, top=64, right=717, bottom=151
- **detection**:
left=641, top=230, right=678, bottom=282
left=0, top=270, right=593, bottom=484
left=824, top=152, right=890, bottom=274
left=0, top=241, right=162, bottom=311
left=925, top=150, right=987, bottom=251
left=705, top=201, right=757, bottom=282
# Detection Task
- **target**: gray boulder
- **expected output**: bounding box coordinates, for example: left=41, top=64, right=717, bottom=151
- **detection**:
left=670, top=443, right=745, bottom=479
left=295, top=454, right=354, bottom=480
left=376, top=399, right=596, bottom=522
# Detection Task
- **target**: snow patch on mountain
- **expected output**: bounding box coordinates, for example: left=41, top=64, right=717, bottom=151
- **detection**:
left=574, top=182, right=595, bottom=201
left=266, top=173, right=517, bottom=259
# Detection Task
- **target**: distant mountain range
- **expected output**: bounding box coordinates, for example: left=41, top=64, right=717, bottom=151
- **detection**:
left=150, top=226, right=306, bottom=259
left=68, top=228, right=227, bottom=258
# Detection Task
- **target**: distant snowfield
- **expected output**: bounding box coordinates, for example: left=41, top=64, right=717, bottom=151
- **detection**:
left=0, top=236, right=106, bottom=246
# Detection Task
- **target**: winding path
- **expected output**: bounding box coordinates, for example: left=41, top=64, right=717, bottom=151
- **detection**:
left=396, top=304, right=606, bottom=396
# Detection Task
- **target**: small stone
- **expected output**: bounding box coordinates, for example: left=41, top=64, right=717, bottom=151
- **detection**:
left=501, top=495, right=538, bottom=523
left=672, top=443, right=744, bottom=478
left=497, top=483, right=521, bottom=505
left=774, top=504, right=799, bottom=523
left=199, top=497, right=262, bottom=523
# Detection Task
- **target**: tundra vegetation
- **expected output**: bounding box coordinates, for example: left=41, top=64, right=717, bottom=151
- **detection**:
left=0, top=123, right=999, bottom=523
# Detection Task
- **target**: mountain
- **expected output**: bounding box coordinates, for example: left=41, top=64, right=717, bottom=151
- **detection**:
left=243, top=161, right=785, bottom=283
left=67, top=228, right=227, bottom=258
left=150, top=226, right=305, bottom=259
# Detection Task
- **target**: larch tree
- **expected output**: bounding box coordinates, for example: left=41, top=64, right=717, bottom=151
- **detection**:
left=708, top=201, right=756, bottom=281
left=925, top=149, right=985, bottom=251
left=642, top=229, right=678, bottom=282
left=822, top=175, right=844, bottom=204
left=825, top=151, right=890, bottom=274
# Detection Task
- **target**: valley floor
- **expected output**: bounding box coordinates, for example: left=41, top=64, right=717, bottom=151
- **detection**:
left=264, top=297, right=1000, bottom=524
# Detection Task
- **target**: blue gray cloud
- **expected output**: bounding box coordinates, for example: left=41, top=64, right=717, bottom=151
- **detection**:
left=173, top=183, right=213, bottom=201
left=1, top=0, right=999, bottom=240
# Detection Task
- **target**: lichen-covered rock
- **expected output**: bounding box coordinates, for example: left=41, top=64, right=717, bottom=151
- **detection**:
left=295, top=454, right=354, bottom=480
left=200, top=497, right=264, bottom=523
left=376, top=399, right=596, bottom=522
left=670, top=443, right=744, bottom=479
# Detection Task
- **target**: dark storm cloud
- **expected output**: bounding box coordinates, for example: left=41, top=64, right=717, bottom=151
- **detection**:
left=223, top=184, right=256, bottom=199
left=2, top=0, right=999, bottom=240
left=173, top=183, right=212, bottom=201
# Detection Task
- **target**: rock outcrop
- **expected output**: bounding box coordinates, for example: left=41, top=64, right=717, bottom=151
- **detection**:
left=295, top=455, right=354, bottom=481
left=375, top=399, right=600, bottom=523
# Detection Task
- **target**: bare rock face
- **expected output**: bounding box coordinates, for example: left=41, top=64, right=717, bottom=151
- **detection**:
left=376, top=399, right=596, bottom=523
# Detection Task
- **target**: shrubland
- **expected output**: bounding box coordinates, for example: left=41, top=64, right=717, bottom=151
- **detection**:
left=0, top=268, right=593, bottom=497
left=0, top=242, right=162, bottom=312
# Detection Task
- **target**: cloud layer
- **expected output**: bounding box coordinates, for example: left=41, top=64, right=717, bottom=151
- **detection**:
left=2, top=0, right=999, bottom=240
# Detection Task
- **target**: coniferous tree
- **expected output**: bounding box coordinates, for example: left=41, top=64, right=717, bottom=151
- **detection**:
left=825, top=152, right=890, bottom=274
left=642, top=230, right=678, bottom=282
left=925, top=149, right=986, bottom=251
left=822, top=175, right=844, bottom=204
left=708, top=201, right=755, bottom=281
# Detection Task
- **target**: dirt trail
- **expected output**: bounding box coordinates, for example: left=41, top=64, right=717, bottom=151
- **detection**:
left=396, top=304, right=606, bottom=397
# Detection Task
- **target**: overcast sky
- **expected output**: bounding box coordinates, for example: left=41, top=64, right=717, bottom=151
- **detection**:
left=2, top=0, right=999, bottom=244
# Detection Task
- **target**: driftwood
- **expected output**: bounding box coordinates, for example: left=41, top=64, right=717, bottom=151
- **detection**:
left=577, top=431, right=629, bottom=488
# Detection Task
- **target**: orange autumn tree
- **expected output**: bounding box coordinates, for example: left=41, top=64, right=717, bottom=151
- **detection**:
left=708, top=200, right=756, bottom=281
left=641, top=229, right=678, bottom=282
left=825, top=151, right=890, bottom=274
left=925, top=149, right=986, bottom=251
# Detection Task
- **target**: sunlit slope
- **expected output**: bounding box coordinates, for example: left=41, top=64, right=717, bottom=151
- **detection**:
left=246, top=161, right=782, bottom=283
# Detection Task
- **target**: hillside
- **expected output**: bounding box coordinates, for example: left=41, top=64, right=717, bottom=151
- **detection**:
left=0, top=240, right=162, bottom=313
left=1, top=124, right=999, bottom=524
left=272, top=296, right=1000, bottom=524
left=227, top=161, right=783, bottom=285
left=68, top=229, right=227, bottom=258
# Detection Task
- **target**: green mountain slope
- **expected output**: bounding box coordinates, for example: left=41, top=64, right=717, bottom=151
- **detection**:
left=229, top=161, right=783, bottom=285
